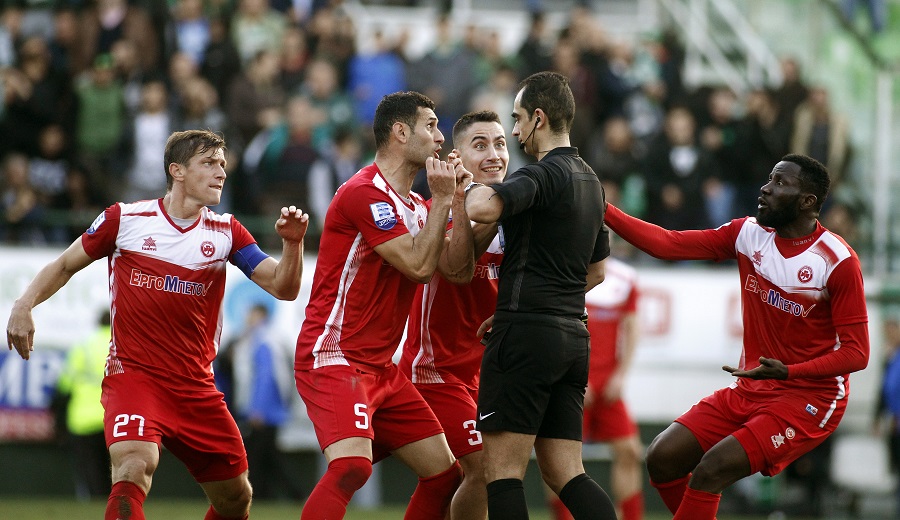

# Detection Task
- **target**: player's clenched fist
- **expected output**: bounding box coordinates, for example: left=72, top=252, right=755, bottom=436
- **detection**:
left=425, top=156, right=457, bottom=200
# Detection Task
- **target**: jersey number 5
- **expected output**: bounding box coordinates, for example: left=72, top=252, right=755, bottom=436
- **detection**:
left=354, top=404, right=369, bottom=430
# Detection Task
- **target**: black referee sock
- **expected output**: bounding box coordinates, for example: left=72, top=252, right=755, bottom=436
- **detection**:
left=486, top=478, right=529, bottom=519
left=558, top=473, right=617, bottom=520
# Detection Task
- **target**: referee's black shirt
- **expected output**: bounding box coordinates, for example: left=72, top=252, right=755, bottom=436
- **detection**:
left=491, top=147, right=610, bottom=318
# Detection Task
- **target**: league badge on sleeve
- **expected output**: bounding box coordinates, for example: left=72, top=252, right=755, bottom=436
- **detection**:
left=370, top=202, right=397, bottom=230
left=87, top=211, right=107, bottom=234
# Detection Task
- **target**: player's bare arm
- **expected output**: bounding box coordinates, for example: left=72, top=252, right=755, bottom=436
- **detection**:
left=436, top=151, right=476, bottom=284
left=7, top=238, right=94, bottom=360
left=464, top=183, right=504, bottom=224
left=723, top=356, right=788, bottom=380
left=586, top=259, right=606, bottom=292
left=251, top=205, right=308, bottom=300
left=373, top=156, right=458, bottom=283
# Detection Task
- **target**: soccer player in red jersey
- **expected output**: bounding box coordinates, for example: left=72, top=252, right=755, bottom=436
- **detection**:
left=548, top=256, right=645, bottom=520
left=399, top=110, right=508, bottom=520
left=294, top=91, right=473, bottom=519
left=603, top=154, right=869, bottom=520
left=7, top=129, right=309, bottom=520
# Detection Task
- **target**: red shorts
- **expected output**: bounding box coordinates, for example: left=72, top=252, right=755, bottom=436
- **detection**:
left=583, top=396, right=638, bottom=442
left=677, top=386, right=845, bottom=476
left=101, top=370, right=247, bottom=482
left=415, top=383, right=482, bottom=458
left=296, top=364, right=444, bottom=460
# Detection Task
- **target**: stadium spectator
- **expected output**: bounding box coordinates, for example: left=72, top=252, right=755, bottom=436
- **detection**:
left=548, top=256, right=644, bottom=520
left=876, top=309, right=900, bottom=514
left=400, top=109, right=509, bottom=520
left=29, top=124, right=72, bottom=207
left=587, top=116, right=643, bottom=215
left=76, top=0, right=160, bottom=76
left=346, top=29, right=406, bottom=126
left=697, top=87, right=746, bottom=221
left=278, top=25, right=308, bottom=93
left=54, top=308, right=113, bottom=501
left=642, top=106, right=720, bottom=230
left=294, top=91, right=470, bottom=519
left=773, top=56, right=810, bottom=125
left=48, top=163, right=106, bottom=244
left=602, top=154, right=869, bottom=520
left=123, top=80, right=173, bottom=203
left=305, top=126, right=364, bottom=243
left=74, top=53, right=126, bottom=190
left=6, top=129, right=310, bottom=520
left=231, top=303, right=304, bottom=501
left=738, top=88, right=791, bottom=216
left=298, top=57, right=357, bottom=152
left=790, top=85, right=851, bottom=189
left=409, top=14, right=482, bottom=139
left=464, top=71, right=617, bottom=520
left=200, top=15, right=242, bottom=105
left=226, top=49, right=286, bottom=146
left=230, top=0, right=287, bottom=65
left=168, top=0, right=211, bottom=68
left=1, top=151, right=44, bottom=245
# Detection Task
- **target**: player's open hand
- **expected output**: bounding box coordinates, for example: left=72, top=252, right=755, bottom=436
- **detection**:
left=425, top=156, right=457, bottom=201
left=7, top=306, right=36, bottom=360
left=723, top=356, right=788, bottom=380
left=275, top=205, right=309, bottom=243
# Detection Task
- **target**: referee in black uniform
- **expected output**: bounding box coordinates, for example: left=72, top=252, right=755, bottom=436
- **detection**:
left=465, top=71, right=617, bottom=520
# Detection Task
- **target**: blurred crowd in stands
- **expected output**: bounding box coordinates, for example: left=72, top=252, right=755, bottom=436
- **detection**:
left=0, top=0, right=865, bottom=253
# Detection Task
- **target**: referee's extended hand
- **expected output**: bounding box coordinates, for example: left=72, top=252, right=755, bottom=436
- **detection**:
left=723, top=357, right=788, bottom=380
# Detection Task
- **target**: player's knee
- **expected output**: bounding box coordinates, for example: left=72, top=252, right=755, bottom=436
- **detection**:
left=112, top=456, right=157, bottom=489
left=208, top=476, right=253, bottom=516
left=329, top=456, right=373, bottom=494
left=689, top=452, right=742, bottom=493
left=420, top=460, right=462, bottom=496
left=645, top=436, right=678, bottom=479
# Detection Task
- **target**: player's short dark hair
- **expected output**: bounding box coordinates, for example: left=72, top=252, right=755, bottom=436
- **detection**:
left=453, top=110, right=502, bottom=148
left=517, top=71, right=575, bottom=134
left=782, top=153, right=830, bottom=211
left=164, top=129, right=226, bottom=190
left=373, top=91, right=436, bottom=150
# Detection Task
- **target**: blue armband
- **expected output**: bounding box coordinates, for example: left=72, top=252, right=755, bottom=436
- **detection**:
left=232, top=243, right=270, bottom=279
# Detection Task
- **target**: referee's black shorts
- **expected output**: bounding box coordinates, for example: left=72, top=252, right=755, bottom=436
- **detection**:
left=476, top=311, right=589, bottom=440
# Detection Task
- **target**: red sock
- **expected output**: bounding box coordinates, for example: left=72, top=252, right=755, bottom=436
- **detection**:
left=619, top=491, right=644, bottom=520
left=105, top=481, right=147, bottom=520
left=650, top=474, right=690, bottom=514
left=672, top=487, right=720, bottom=520
left=404, top=461, right=462, bottom=520
left=301, top=456, right=372, bottom=520
left=549, top=495, right=574, bottom=520
left=204, top=506, right=248, bottom=520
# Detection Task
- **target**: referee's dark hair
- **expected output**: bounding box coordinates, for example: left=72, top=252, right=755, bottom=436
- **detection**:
left=452, top=110, right=502, bottom=147
left=782, top=153, right=831, bottom=212
left=373, top=91, right=436, bottom=150
left=517, top=71, right=576, bottom=134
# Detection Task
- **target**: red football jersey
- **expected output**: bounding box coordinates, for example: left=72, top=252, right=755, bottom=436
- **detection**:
left=295, top=164, right=430, bottom=372
left=81, top=199, right=256, bottom=389
left=585, top=257, right=638, bottom=390
left=400, top=225, right=503, bottom=390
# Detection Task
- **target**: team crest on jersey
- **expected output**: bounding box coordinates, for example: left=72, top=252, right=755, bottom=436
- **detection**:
left=142, top=237, right=157, bottom=251
left=785, top=427, right=796, bottom=440
left=87, top=212, right=106, bottom=234
left=797, top=265, right=813, bottom=283
left=370, top=202, right=397, bottom=230
left=200, top=240, right=215, bottom=258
